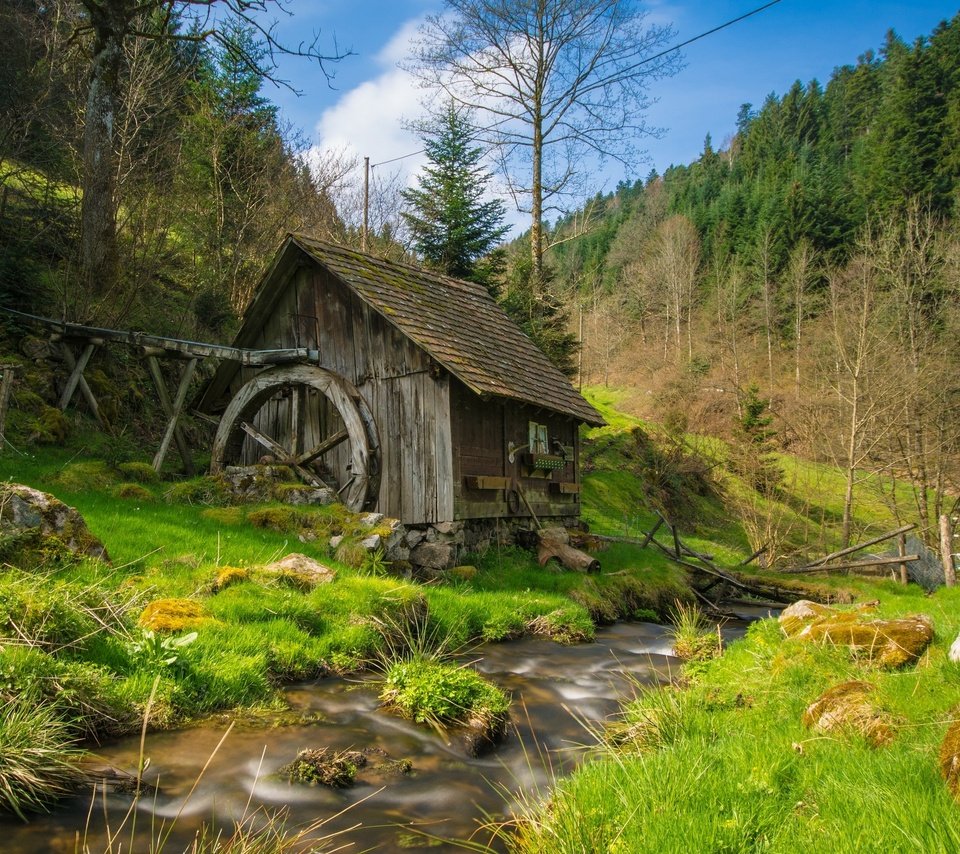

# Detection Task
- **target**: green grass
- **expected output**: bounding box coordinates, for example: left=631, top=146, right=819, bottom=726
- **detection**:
left=509, top=585, right=960, bottom=853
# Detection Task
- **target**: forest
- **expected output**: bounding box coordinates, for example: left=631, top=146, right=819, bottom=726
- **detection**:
left=543, top=15, right=960, bottom=550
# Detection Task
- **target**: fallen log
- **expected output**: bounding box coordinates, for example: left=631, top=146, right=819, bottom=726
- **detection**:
left=537, top=527, right=600, bottom=573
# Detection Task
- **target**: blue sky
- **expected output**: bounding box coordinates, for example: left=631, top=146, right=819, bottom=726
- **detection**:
left=265, top=1, right=957, bottom=231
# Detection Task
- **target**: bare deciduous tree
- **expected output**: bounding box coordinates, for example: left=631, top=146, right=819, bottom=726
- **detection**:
left=74, top=0, right=345, bottom=301
left=409, top=0, right=679, bottom=285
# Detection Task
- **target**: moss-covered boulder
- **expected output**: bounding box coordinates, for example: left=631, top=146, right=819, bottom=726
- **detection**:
left=0, top=483, right=108, bottom=562
left=802, top=681, right=894, bottom=747
left=940, top=717, right=960, bottom=799
left=278, top=747, right=365, bottom=788
left=138, top=598, right=208, bottom=632
left=779, top=600, right=933, bottom=667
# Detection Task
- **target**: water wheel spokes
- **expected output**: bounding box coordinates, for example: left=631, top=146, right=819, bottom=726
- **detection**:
left=210, top=364, right=381, bottom=511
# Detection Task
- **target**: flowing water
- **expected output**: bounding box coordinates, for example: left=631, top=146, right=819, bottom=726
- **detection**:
left=3, top=616, right=762, bottom=853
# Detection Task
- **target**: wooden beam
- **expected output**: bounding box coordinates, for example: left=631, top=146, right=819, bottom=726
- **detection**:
left=800, top=524, right=917, bottom=570
left=639, top=516, right=664, bottom=549
left=898, top=533, right=908, bottom=586
left=240, top=420, right=326, bottom=488
left=792, top=554, right=920, bottom=574
left=58, top=343, right=98, bottom=414
left=148, top=356, right=197, bottom=475
left=59, top=344, right=106, bottom=427
left=0, top=364, right=19, bottom=452
left=290, top=385, right=304, bottom=457
left=295, top=429, right=349, bottom=466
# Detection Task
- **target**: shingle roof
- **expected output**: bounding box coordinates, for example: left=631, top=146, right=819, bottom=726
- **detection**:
left=233, top=235, right=603, bottom=425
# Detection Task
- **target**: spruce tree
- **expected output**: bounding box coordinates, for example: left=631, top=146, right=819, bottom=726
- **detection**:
left=402, top=103, right=509, bottom=287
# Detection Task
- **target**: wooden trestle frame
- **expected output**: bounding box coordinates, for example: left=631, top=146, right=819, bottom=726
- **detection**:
left=2, top=308, right=320, bottom=475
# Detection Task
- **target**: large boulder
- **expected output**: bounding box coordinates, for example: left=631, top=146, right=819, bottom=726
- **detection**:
left=779, top=600, right=933, bottom=668
left=0, top=483, right=108, bottom=561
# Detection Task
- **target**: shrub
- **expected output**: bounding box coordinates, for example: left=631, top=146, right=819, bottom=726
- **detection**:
left=0, top=697, right=85, bottom=820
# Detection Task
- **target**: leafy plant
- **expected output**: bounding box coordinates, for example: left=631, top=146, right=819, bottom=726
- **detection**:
left=127, top=629, right=197, bottom=668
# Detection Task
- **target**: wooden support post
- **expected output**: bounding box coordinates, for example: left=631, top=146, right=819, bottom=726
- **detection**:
left=147, top=355, right=197, bottom=475
left=59, top=343, right=105, bottom=426
left=898, top=533, right=909, bottom=586
left=0, top=364, right=19, bottom=452
left=639, top=516, right=664, bottom=549
left=941, top=514, right=956, bottom=588
left=672, top=522, right=682, bottom=559
left=290, top=385, right=304, bottom=457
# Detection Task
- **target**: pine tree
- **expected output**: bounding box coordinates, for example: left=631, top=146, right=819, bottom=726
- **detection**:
left=401, top=103, right=509, bottom=288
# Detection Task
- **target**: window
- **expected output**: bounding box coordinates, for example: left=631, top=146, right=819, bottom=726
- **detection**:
left=528, top=421, right=549, bottom=454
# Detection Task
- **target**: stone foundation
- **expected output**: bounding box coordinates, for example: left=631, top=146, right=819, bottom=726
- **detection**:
left=372, top=516, right=584, bottom=573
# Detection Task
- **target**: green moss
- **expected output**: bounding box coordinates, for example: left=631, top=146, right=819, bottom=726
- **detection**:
left=117, top=462, right=160, bottom=484
left=278, top=747, right=365, bottom=787
left=32, top=406, right=70, bottom=445
left=54, top=460, right=117, bottom=492
left=138, top=598, right=209, bottom=632
left=164, top=475, right=233, bottom=506
left=247, top=506, right=307, bottom=533
left=112, top=482, right=153, bottom=501
left=940, top=717, right=960, bottom=799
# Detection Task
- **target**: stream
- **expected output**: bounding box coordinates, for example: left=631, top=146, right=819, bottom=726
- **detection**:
left=3, top=616, right=762, bottom=852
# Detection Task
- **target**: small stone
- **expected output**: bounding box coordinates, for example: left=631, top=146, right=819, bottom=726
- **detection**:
left=405, top=529, right=425, bottom=548
left=410, top=542, right=455, bottom=570
left=361, top=534, right=382, bottom=551
left=264, top=553, right=336, bottom=586
left=950, top=633, right=960, bottom=663
left=330, top=535, right=344, bottom=549
left=433, top=521, right=461, bottom=535
left=359, top=512, right=384, bottom=528
left=298, top=531, right=318, bottom=543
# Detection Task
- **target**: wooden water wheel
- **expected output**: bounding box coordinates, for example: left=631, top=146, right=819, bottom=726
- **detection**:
left=209, top=364, right=381, bottom=511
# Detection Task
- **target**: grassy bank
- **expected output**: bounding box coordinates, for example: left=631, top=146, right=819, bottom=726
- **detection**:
left=508, top=580, right=960, bottom=852
left=0, top=437, right=691, bottom=819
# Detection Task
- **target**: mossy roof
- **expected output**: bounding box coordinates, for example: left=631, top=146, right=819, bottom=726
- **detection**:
left=222, top=235, right=603, bottom=426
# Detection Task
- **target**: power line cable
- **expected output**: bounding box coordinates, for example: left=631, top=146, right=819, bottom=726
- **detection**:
left=366, top=0, right=784, bottom=171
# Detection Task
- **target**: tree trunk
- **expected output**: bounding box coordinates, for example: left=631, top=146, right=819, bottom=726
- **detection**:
left=941, top=514, right=956, bottom=587
left=530, top=111, right=543, bottom=291
left=81, top=3, right=128, bottom=299
left=841, top=373, right=860, bottom=549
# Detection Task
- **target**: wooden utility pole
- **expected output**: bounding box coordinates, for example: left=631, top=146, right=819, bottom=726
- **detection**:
left=941, top=514, right=956, bottom=587
left=362, top=156, right=370, bottom=252
left=0, top=364, right=19, bottom=452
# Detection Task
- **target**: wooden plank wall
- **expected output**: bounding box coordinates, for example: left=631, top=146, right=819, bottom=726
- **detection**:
left=451, top=379, right=580, bottom=520
left=228, top=263, right=454, bottom=523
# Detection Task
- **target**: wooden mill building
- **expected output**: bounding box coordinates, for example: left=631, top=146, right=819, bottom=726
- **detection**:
left=200, top=234, right=604, bottom=525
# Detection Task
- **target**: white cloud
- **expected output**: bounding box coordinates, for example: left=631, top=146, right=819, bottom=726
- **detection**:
left=311, top=17, right=427, bottom=185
